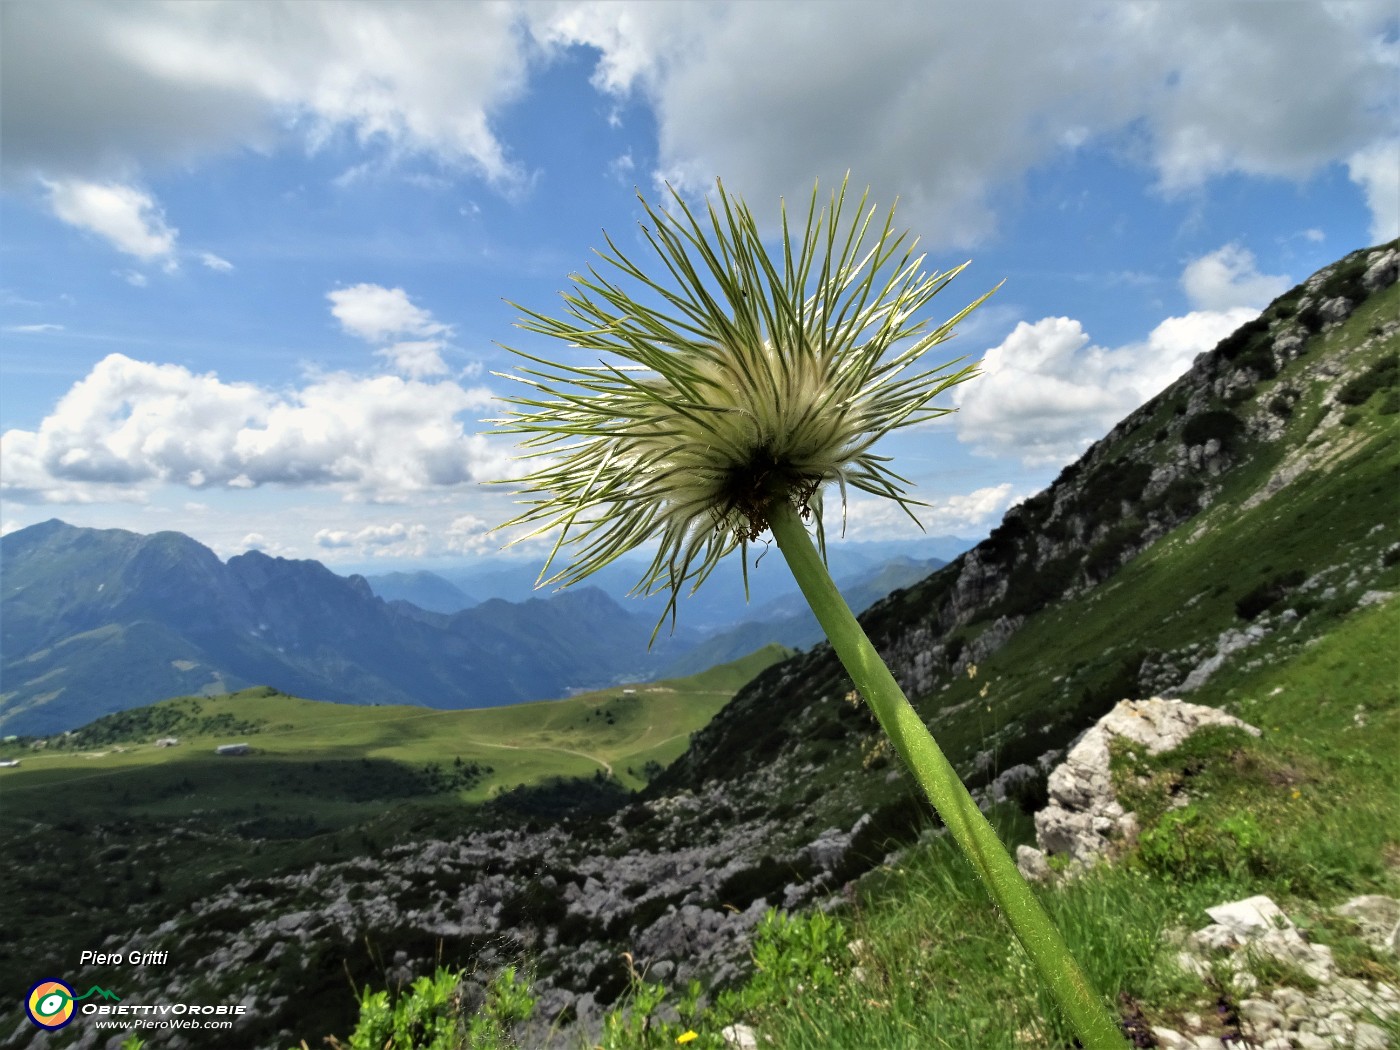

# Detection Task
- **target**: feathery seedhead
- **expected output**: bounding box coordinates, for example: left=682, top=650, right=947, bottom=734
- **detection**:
left=490, top=176, right=994, bottom=631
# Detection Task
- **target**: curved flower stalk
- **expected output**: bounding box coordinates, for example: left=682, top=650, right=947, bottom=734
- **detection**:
left=490, top=179, right=1128, bottom=1049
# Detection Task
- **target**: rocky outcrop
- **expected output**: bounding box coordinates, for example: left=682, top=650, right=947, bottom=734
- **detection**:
left=1017, top=698, right=1260, bottom=878
left=1157, top=894, right=1399, bottom=1049
left=1362, top=247, right=1399, bottom=293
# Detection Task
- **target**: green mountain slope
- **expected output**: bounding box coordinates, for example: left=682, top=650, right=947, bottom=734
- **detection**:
left=656, top=243, right=1399, bottom=816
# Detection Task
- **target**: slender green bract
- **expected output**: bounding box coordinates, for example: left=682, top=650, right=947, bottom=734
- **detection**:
left=767, top=500, right=1127, bottom=1049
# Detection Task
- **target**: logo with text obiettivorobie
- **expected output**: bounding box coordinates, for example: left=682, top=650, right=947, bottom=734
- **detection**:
left=25, top=979, right=120, bottom=1029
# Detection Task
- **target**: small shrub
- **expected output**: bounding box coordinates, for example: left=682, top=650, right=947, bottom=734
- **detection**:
left=1235, top=569, right=1306, bottom=620
left=1337, top=352, right=1398, bottom=406
left=1081, top=459, right=1154, bottom=517
left=1136, top=805, right=1268, bottom=881
left=1084, top=521, right=1143, bottom=580
left=1182, top=409, right=1244, bottom=450
left=310, top=965, right=535, bottom=1050
left=1146, top=477, right=1204, bottom=520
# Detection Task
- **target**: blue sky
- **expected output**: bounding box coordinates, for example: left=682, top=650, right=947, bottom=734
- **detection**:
left=2, top=1, right=1396, bottom=573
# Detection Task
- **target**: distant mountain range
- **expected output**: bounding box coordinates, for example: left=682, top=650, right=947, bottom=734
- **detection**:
left=658, top=554, right=944, bottom=676
left=361, top=570, right=477, bottom=613
left=357, top=535, right=972, bottom=626
left=0, top=522, right=692, bottom=736
left=1, top=523, right=949, bottom=736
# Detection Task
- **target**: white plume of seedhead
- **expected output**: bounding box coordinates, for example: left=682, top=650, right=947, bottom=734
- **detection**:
left=490, top=176, right=995, bottom=632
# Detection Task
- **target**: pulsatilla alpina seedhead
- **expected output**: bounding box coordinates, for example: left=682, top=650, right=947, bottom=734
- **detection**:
left=490, top=176, right=994, bottom=631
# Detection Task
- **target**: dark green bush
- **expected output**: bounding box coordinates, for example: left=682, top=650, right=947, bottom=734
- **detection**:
left=1077, top=460, right=1154, bottom=533
left=997, top=553, right=1084, bottom=619
left=1146, top=477, right=1204, bottom=520
left=1182, top=409, right=1244, bottom=450
left=1137, top=804, right=1269, bottom=881
left=1337, top=353, right=1398, bottom=406
left=1235, top=568, right=1307, bottom=620
left=1084, top=521, right=1143, bottom=580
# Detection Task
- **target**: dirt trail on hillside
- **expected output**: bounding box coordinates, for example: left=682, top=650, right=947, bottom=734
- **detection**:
left=475, top=739, right=613, bottom=777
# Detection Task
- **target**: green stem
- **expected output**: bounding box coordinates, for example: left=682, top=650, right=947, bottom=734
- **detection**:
left=767, top=501, right=1127, bottom=1049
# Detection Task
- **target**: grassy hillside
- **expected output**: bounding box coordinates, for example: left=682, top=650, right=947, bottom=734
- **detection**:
left=602, top=579, right=1398, bottom=1050
left=0, top=642, right=791, bottom=805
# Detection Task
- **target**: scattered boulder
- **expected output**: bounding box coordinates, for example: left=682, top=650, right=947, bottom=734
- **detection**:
left=1318, top=296, right=1354, bottom=329
left=1362, top=247, right=1399, bottom=294
left=1179, top=624, right=1271, bottom=693
left=1181, top=895, right=1335, bottom=984
left=1334, top=895, right=1400, bottom=956
left=1161, top=894, right=1400, bottom=1049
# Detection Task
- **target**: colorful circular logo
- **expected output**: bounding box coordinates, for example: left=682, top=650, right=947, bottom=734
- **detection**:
left=26, top=979, right=76, bottom=1030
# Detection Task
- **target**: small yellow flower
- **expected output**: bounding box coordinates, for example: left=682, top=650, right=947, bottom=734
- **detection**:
left=1291, top=788, right=1302, bottom=799
left=677, top=1032, right=699, bottom=1045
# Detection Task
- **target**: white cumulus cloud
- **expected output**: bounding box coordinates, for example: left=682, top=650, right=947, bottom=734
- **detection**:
left=45, top=178, right=178, bottom=262
left=312, top=513, right=495, bottom=559
left=2, top=1, right=530, bottom=186
left=536, top=2, right=1399, bottom=245
left=955, top=306, right=1255, bottom=469
left=328, top=283, right=447, bottom=344
left=951, top=245, right=1282, bottom=467
left=1348, top=139, right=1400, bottom=244
left=6, top=3, right=1394, bottom=250
left=328, top=283, right=454, bottom=378
left=0, top=353, right=508, bottom=504
left=843, top=483, right=1018, bottom=541
left=1182, top=244, right=1291, bottom=312
left=377, top=341, right=449, bottom=380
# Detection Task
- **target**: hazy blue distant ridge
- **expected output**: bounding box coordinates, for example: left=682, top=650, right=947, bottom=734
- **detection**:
left=0, top=521, right=672, bottom=736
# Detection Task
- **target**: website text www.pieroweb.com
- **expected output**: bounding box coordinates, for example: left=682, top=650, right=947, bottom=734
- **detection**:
left=24, top=969, right=247, bottom=1036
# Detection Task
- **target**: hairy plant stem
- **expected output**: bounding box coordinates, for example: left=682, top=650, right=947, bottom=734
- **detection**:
left=767, top=499, right=1128, bottom=1049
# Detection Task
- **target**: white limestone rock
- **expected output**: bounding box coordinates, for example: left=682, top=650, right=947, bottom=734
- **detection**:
left=1334, top=895, right=1400, bottom=956
left=1019, top=698, right=1260, bottom=876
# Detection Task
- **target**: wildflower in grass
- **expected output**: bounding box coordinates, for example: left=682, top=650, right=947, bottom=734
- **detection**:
left=491, top=179, right=1128, bottom=1048
left=676, top=1032, right=699, bottom=1045
left=491, top=176, right=985, bottom=629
